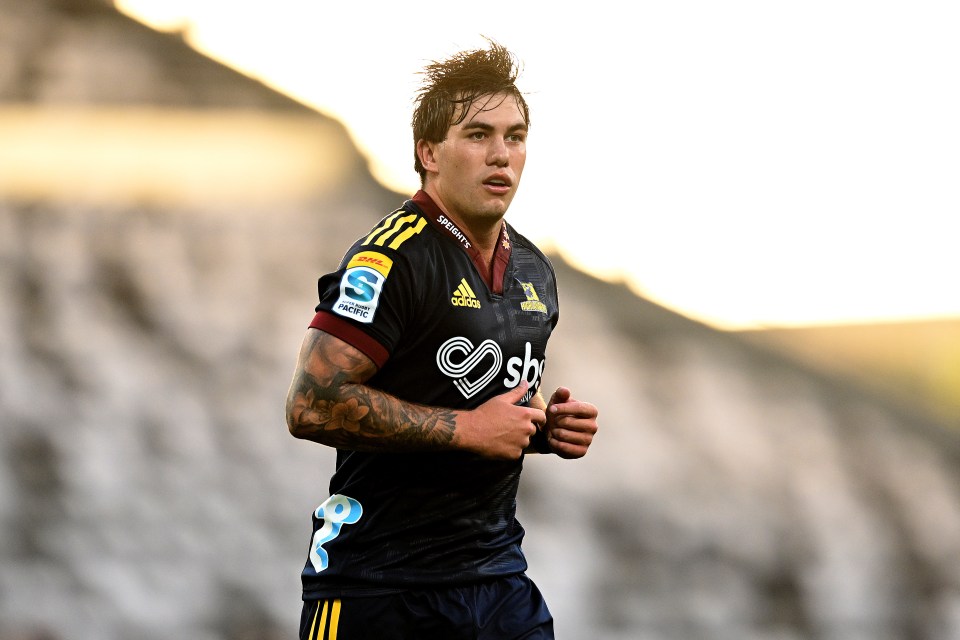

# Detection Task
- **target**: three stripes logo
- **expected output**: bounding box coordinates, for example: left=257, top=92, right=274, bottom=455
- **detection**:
left=362, top=210, right=427, bottom=250
left=451, top=278, right=481, bottom=309
left=304, top=598, right=342, bottom=640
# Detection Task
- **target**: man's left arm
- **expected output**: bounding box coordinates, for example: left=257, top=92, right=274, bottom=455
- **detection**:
left=527, top=388, right=599, bottom=458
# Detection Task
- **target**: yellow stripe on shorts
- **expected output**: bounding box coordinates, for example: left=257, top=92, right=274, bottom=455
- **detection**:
left=329, top=599, right=341, bottom=640
left=307, top=599, right=343, bottom=640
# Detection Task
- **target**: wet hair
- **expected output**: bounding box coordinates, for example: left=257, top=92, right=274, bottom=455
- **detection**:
left=412, top=38, right=530, bottom=184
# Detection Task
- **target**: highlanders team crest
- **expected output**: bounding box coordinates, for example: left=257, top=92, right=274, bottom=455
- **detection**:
left=520, top=282, right=548, bottom=314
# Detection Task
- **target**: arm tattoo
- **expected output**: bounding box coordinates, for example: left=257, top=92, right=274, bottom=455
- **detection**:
left=287, top=331, right=458, bottom=451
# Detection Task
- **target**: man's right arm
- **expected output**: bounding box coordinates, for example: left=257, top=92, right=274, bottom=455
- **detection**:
left=285, top=328, right=544, bottom=459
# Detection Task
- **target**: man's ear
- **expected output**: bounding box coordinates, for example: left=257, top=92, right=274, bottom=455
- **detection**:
left=416, top=139, right=439, bottom=174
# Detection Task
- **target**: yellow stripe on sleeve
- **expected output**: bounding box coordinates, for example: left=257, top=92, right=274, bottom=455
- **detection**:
left=387, top=217, right=427, bottom=250
left=371, top=213, right=417, bottom=247
left=362, top=210, right=405, bottom=246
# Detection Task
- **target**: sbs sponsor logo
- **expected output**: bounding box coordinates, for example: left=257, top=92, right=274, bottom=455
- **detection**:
left=436, top=337, right=501, bottom=399
left=502, top=342, right=545, bottom=391
left=436, top=337, right=545, bottom=400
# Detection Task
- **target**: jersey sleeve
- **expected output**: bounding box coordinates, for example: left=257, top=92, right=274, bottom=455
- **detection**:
left=309, top=235, right=421, bottom=369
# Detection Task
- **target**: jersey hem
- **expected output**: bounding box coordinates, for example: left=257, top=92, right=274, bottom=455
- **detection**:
left=302, top=569, right=528, bottom=600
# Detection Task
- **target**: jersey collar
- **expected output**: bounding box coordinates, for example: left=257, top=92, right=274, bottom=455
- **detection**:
left=411, top=190, right=511, bottom=295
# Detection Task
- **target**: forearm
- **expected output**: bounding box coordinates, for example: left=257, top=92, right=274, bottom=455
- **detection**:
left=287, top=371, right=461, bottom=452
left=286, top=329, right=547, bottom=459
left=286, top=329, right=461, bottom=452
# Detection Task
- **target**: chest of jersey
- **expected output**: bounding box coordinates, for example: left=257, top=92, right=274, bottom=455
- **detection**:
left=373, top=242, right=557, bottom=409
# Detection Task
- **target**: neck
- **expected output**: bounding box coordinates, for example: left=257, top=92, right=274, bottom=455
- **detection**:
left=413, top=189, right=512, bottom=294
left=422, top=185, right=502, bottom=260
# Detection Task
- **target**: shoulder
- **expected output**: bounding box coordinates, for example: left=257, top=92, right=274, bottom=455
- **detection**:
left=358, top=202, right=432, bottom=253
left=340, top=201, right=441, bottom=271
left=506, top=223, right=555, bottom=273
left=315, top=202, right=439, bottom=346
left=343, top=201, right=433, bottom=261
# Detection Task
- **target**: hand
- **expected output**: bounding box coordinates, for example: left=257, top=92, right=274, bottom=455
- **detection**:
left=457, top=382, right=546, bottom=460
left=543, top=387, right=598, bottom=459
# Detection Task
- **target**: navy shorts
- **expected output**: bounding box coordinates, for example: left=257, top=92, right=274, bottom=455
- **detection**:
left=299, top=574, right=554, bottom=640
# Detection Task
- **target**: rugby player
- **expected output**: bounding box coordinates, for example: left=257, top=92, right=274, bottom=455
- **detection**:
left=286, top=39, right=599, bottom=640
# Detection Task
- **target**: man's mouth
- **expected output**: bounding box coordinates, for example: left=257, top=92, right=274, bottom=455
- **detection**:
left=483, top=175, right=512, bottom=190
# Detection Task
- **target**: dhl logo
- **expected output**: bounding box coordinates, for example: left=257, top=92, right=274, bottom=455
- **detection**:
left=346, top=251, right=393, bottom=277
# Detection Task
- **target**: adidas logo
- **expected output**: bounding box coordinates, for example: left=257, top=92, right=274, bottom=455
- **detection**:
left=451, top=278, right=481, bottom=309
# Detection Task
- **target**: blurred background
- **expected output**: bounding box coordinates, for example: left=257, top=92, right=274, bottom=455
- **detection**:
left=2, top=1, right=960, bottom=638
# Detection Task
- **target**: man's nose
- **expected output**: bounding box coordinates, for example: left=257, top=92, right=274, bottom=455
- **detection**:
left=487, top=138, right=509, bottom=166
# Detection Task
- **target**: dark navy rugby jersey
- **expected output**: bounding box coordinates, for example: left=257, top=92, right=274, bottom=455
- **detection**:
left=300, top=190, right=559, bottom=598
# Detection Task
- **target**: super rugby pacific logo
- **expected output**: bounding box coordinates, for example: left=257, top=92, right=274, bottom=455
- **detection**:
left=332, top=251, right=393, bottom=324
left=436, top=337, right=544, bottom=400
left=333, top=267, right=383, bottom=323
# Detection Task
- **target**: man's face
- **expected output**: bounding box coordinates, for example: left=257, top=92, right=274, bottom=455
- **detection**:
left=420, top=93, right=528, bottom=226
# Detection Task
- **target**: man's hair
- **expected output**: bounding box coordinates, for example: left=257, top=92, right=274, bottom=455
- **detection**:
left=412, top=39, right=530, bottom=184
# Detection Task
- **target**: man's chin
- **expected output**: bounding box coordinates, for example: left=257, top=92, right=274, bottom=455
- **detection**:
left=481, top=196, right=513, bottom=218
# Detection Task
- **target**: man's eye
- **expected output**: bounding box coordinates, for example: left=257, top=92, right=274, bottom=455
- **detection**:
left=508, top=134, right=526, bottom=143
left=469, top=132, right=485, bottom=140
